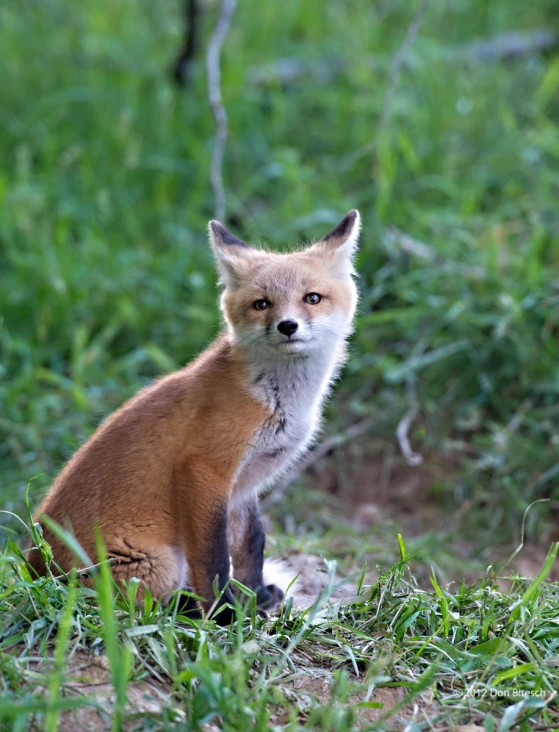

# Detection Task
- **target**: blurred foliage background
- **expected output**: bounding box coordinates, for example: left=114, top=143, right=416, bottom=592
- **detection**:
left=1, top=0, right=559, bottom=553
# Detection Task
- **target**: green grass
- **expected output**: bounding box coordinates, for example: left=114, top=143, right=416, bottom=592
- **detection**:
left=2, top=0, right=559, bottom=728
left=1, top=527, right=558, bottom=730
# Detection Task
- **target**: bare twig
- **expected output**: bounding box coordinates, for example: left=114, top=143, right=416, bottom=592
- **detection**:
left=384, top=226, right=438, bottom=262
left=396, top=380, right=423, bottom=466
left=206, top=0, right=237, bottom=222
left=246, top=57, right=346, bottom=86
left=344, top=0, right=431, bottom=169
left=263, top=417, right=375, bottom=508
left=500, top=498, right=550, bottom=573
left=374, top=0, right=430, bottom=150
left=246, top=29, right=556, bottom=90
left=506, top=397, right=534, bottom=433
left=466, top=29, right=556, bottom=62
left=384, top=226, right=486, bottom=279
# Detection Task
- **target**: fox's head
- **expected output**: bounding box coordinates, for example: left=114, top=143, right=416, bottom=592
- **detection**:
left=208, top=210, right=360, bottom=360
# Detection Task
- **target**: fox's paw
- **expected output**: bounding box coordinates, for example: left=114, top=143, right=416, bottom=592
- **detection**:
left=211, top=603, right=236, bottom=625
left=257, top=583, right=284, bottom=610
left=208, top=588, right=238, bottom=625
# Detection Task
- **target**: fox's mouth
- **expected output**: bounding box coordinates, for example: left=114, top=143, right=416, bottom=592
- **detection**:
left=278, top=338, right=305, bottom=346
left=275, top=338, right=310, bottom=353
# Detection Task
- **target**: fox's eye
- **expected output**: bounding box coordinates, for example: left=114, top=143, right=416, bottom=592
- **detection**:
left=253, top=299, right=271, bottom=311
left=304, top=293, right=322, bottom=305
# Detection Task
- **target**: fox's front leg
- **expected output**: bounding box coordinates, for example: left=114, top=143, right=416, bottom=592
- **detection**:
left=228, top=498, right=283, bottom=610
left=178, top=464, right=237, bottom=624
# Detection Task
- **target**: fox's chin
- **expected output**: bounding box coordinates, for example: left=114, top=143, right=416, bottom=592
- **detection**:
left=272, top=338, right=313, bottom=356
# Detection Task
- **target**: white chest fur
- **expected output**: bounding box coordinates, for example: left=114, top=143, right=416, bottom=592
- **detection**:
left=232, top=349, right=344, bottom=500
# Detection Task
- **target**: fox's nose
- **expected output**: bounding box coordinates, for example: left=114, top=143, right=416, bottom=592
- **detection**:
left=277, top=319, right=299, bottom=337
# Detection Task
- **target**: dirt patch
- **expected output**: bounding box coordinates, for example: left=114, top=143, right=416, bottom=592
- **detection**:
left=269, top=667, right=406, bottom=726
left=311, top=443, right=451, bottom=520
left=308, top=445, right=559, bottom=585
left=271, top=552, right=357, bottom=609
left=268, top=668, right=445, bottom=729
left=27, top=651, right=174, bottom=731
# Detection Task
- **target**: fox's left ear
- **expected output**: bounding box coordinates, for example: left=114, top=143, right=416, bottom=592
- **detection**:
left=208, top=220, right=253, bottom=287
left=311, top=210, right=361, bottom=272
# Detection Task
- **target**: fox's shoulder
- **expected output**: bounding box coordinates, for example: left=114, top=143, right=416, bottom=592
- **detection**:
left=99, top=332, right=267, bottom=435
left=117, top=332, right=234, bottom=405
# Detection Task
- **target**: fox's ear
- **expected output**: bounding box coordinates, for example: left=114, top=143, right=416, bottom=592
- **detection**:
left=310, top=210, right=361, bottom=275
left=317, top=210, right=361, bottom=257
left=208, top=220, right=252, bottom=286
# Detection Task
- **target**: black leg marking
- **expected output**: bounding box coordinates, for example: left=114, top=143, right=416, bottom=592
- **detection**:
left=228, top=500, right=283, bottom=611
left=198, top=506, right=236, bottom=624
left=173, top=587, right=202, bottom=619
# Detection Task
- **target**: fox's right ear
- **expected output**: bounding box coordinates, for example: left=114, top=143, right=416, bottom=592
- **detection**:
left=309, top=210, right=361, bottom=276
left=208, top=221, right=252, bottom=287
left=316, top=210, right=361, bottom=257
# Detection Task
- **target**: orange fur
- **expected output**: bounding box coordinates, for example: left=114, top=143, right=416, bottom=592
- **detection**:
left=29, top=211, right=361, bottom=618
left=29, top=338, right=266, bottom=596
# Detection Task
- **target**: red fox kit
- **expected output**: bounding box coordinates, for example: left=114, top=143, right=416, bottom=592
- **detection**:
left=29, top=210, right=361, bottom=621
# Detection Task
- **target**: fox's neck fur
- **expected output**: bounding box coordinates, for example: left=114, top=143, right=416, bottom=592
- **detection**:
left=246, top=338, right=347, bottom=421
left=224, top=335, right=350, bottom=502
